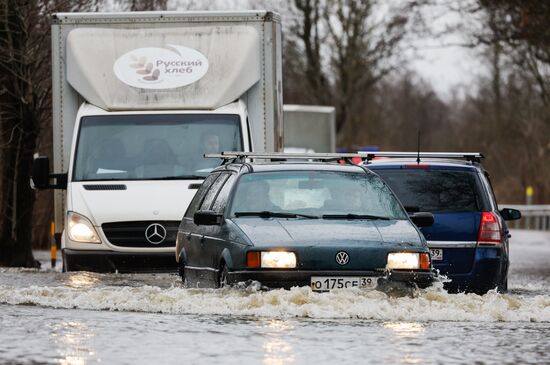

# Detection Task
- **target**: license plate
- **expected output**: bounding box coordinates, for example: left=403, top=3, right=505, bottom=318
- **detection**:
left=430, top=248, right=443, bottom=261
left=310, top=276, right=378, bottom=291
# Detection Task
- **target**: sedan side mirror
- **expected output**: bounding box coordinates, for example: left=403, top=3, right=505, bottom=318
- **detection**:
left=500, top=208, right=521, bottom=221
left=194, top=210, right=223, bottom=225
left=410, top=212, right=434, bottom=227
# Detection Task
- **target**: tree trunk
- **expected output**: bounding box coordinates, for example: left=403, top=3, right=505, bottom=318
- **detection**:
left=0, top=0, right=39, bottom=267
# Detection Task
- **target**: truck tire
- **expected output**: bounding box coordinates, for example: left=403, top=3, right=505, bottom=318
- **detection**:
left=62, top=251, right=68, bottom=273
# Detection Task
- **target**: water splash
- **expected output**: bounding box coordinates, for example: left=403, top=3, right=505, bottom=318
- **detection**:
left=1, top=282, right=549, bottom=322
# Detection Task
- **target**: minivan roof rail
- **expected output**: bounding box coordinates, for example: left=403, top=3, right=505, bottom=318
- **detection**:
left=205, top=151, right=366, bottom=162
left=358, top=152, right=484, bottom=163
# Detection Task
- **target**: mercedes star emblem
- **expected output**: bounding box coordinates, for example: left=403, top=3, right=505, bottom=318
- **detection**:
left=145, top=223, right=167, bottom=244
left=335, top=251, right=350, bottom=265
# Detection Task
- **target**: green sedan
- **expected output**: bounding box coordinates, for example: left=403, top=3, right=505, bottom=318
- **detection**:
left=176, top=155, right=435, bottom=291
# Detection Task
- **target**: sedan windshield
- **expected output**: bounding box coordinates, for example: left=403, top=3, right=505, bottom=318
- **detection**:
left=229, top=171, right=408, bottom=220
left=73, top=114, right=242, bottom=181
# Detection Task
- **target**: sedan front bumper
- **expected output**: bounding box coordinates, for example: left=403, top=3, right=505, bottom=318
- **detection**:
left=227, top=269, right=434, bottom=290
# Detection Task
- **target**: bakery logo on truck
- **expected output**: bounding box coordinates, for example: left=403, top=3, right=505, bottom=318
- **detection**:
left=113, top=45, right=209, bottom=89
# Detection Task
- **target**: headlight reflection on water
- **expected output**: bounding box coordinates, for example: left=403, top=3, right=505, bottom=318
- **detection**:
left=383, top=322, right=424, bottom=336
left=262, top=320, right=296, bottom=365
left=384, top=322, right=425, bottom=364
left=50, top=321, right=97, bottom=365
left=65, top=273, right=100, bottom=289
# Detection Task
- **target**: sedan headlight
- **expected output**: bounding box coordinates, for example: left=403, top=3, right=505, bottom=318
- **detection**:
left=262, top=251, right=297, bottom=268
left=67, top=212, right=100, bottom=243
left=247, top=251, right=297, bottom=268
left=387, top=252, right=423, bottom=270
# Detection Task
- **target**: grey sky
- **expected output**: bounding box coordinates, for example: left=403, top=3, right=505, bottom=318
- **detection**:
left=165, top=0, right=485, bottom=99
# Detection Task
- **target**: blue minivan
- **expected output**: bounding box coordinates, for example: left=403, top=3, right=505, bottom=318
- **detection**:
left=364, top=152, right=521, bottom=294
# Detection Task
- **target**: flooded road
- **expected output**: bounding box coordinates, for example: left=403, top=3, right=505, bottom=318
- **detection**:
left=1, top=229, right=549, bottom=364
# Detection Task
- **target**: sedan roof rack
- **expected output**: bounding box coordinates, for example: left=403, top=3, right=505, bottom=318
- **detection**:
left=205, top=151, right=366, bottom=162
left=358, top=152, right=484, bottom=163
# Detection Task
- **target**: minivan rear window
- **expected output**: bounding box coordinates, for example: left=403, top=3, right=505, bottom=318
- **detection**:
left=373, top=169, right=489, bottom=213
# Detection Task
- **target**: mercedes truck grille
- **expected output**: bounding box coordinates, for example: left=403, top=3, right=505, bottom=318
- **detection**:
left=102, top=221, right=179, bottom=248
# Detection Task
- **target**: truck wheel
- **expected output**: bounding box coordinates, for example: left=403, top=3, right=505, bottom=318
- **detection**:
left=62, top=251, right=68, bottom=273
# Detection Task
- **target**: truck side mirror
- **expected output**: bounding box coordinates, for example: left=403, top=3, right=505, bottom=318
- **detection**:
left=31, top=156, right=51, bottom=189
left=30, top=155, right=67, bottom=190
left=194, top=210, right=223, bottom=225
left=500, top=208, right=521, bottom=221
left=410, top=212, right=434, bottom=227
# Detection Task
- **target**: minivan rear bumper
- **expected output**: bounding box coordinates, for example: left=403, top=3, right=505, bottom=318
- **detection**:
left=434, top=247, right=506, bottom=294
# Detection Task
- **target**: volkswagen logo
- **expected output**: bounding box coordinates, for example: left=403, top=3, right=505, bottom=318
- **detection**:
left=335, top=251, right=349, bottom=265
left=145, top=223, right=167, bottom=245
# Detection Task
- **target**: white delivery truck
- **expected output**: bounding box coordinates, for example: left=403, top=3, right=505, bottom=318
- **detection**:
left=283, top=104, right=336, bottom=153
left=31, top=11, right=283, bottom=272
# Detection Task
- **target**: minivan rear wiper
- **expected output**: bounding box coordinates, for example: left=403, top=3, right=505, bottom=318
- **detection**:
left=234, top=211, right=318, bottom=219
left=322, top=214, right=391, bottom=220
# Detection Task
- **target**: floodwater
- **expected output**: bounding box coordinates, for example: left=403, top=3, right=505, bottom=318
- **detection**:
left=1, top=230, right=549, bottom=364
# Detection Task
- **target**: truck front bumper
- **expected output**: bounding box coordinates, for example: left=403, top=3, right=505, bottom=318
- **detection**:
left=63, top=249, right=177, bottom=273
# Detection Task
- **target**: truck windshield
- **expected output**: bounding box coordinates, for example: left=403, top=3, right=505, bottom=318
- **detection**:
left=73, top=114, right=242, bottom=181
left=229, top=171, right=408, bottom=220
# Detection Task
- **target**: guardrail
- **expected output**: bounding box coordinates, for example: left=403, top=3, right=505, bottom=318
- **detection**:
left=500, top=205, right=550, bottom=231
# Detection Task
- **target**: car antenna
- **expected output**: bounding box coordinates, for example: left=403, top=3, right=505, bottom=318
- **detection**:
left=416, top=130, right=421, bottom=164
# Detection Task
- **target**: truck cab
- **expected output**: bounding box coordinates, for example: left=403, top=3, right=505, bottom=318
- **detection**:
left=61, top=101, right=249, bottom=271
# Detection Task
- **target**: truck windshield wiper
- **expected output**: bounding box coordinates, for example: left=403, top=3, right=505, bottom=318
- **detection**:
left=234, top=211, right=318, bottom=219
left=322, top=214, right=391, bottom=220
left=146, top=175, right=206, bottom=180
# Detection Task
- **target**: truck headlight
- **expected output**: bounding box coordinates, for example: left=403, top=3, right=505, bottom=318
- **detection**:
left=246, top=251, right=297, bottom=268
left=387, top=252, right=420, bottom=270
left=67, top=212, right=100, bottom=243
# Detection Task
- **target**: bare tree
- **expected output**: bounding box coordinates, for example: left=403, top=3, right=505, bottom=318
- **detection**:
left=286, top=0, right=412, bottom=146
left=129, top=0, right=167, bottom=11
left=463, top=0, right=550, bottom=203
left=0, top=0, right=100, bottom=267
left=0, top=0, right=53, bottom=266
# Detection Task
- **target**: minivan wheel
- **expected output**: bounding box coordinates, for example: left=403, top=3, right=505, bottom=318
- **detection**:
left=498, top=278, right=508, bottom=293
left=218, top=263, right=229, bottom=288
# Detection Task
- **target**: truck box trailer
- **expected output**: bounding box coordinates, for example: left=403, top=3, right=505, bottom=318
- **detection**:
left=283, top=104, right=336, bottom=153
left=31, top=11, right=283, bottom=272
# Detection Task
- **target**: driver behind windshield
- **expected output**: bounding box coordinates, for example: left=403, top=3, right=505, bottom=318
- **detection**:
left=323, top=183, right=365, bottom=214
left=232, top=180, right=281, bottom=213
left=193, top=131, right=221, bottom=172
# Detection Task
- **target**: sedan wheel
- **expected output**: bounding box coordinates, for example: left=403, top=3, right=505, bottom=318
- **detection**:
left=218, top=263, right=229, bottom=288
left=178, top=263, right=185, bottom=284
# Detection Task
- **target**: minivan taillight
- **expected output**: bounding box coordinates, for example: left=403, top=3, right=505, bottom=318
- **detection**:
left=477, top=212, right=501, bottom=245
